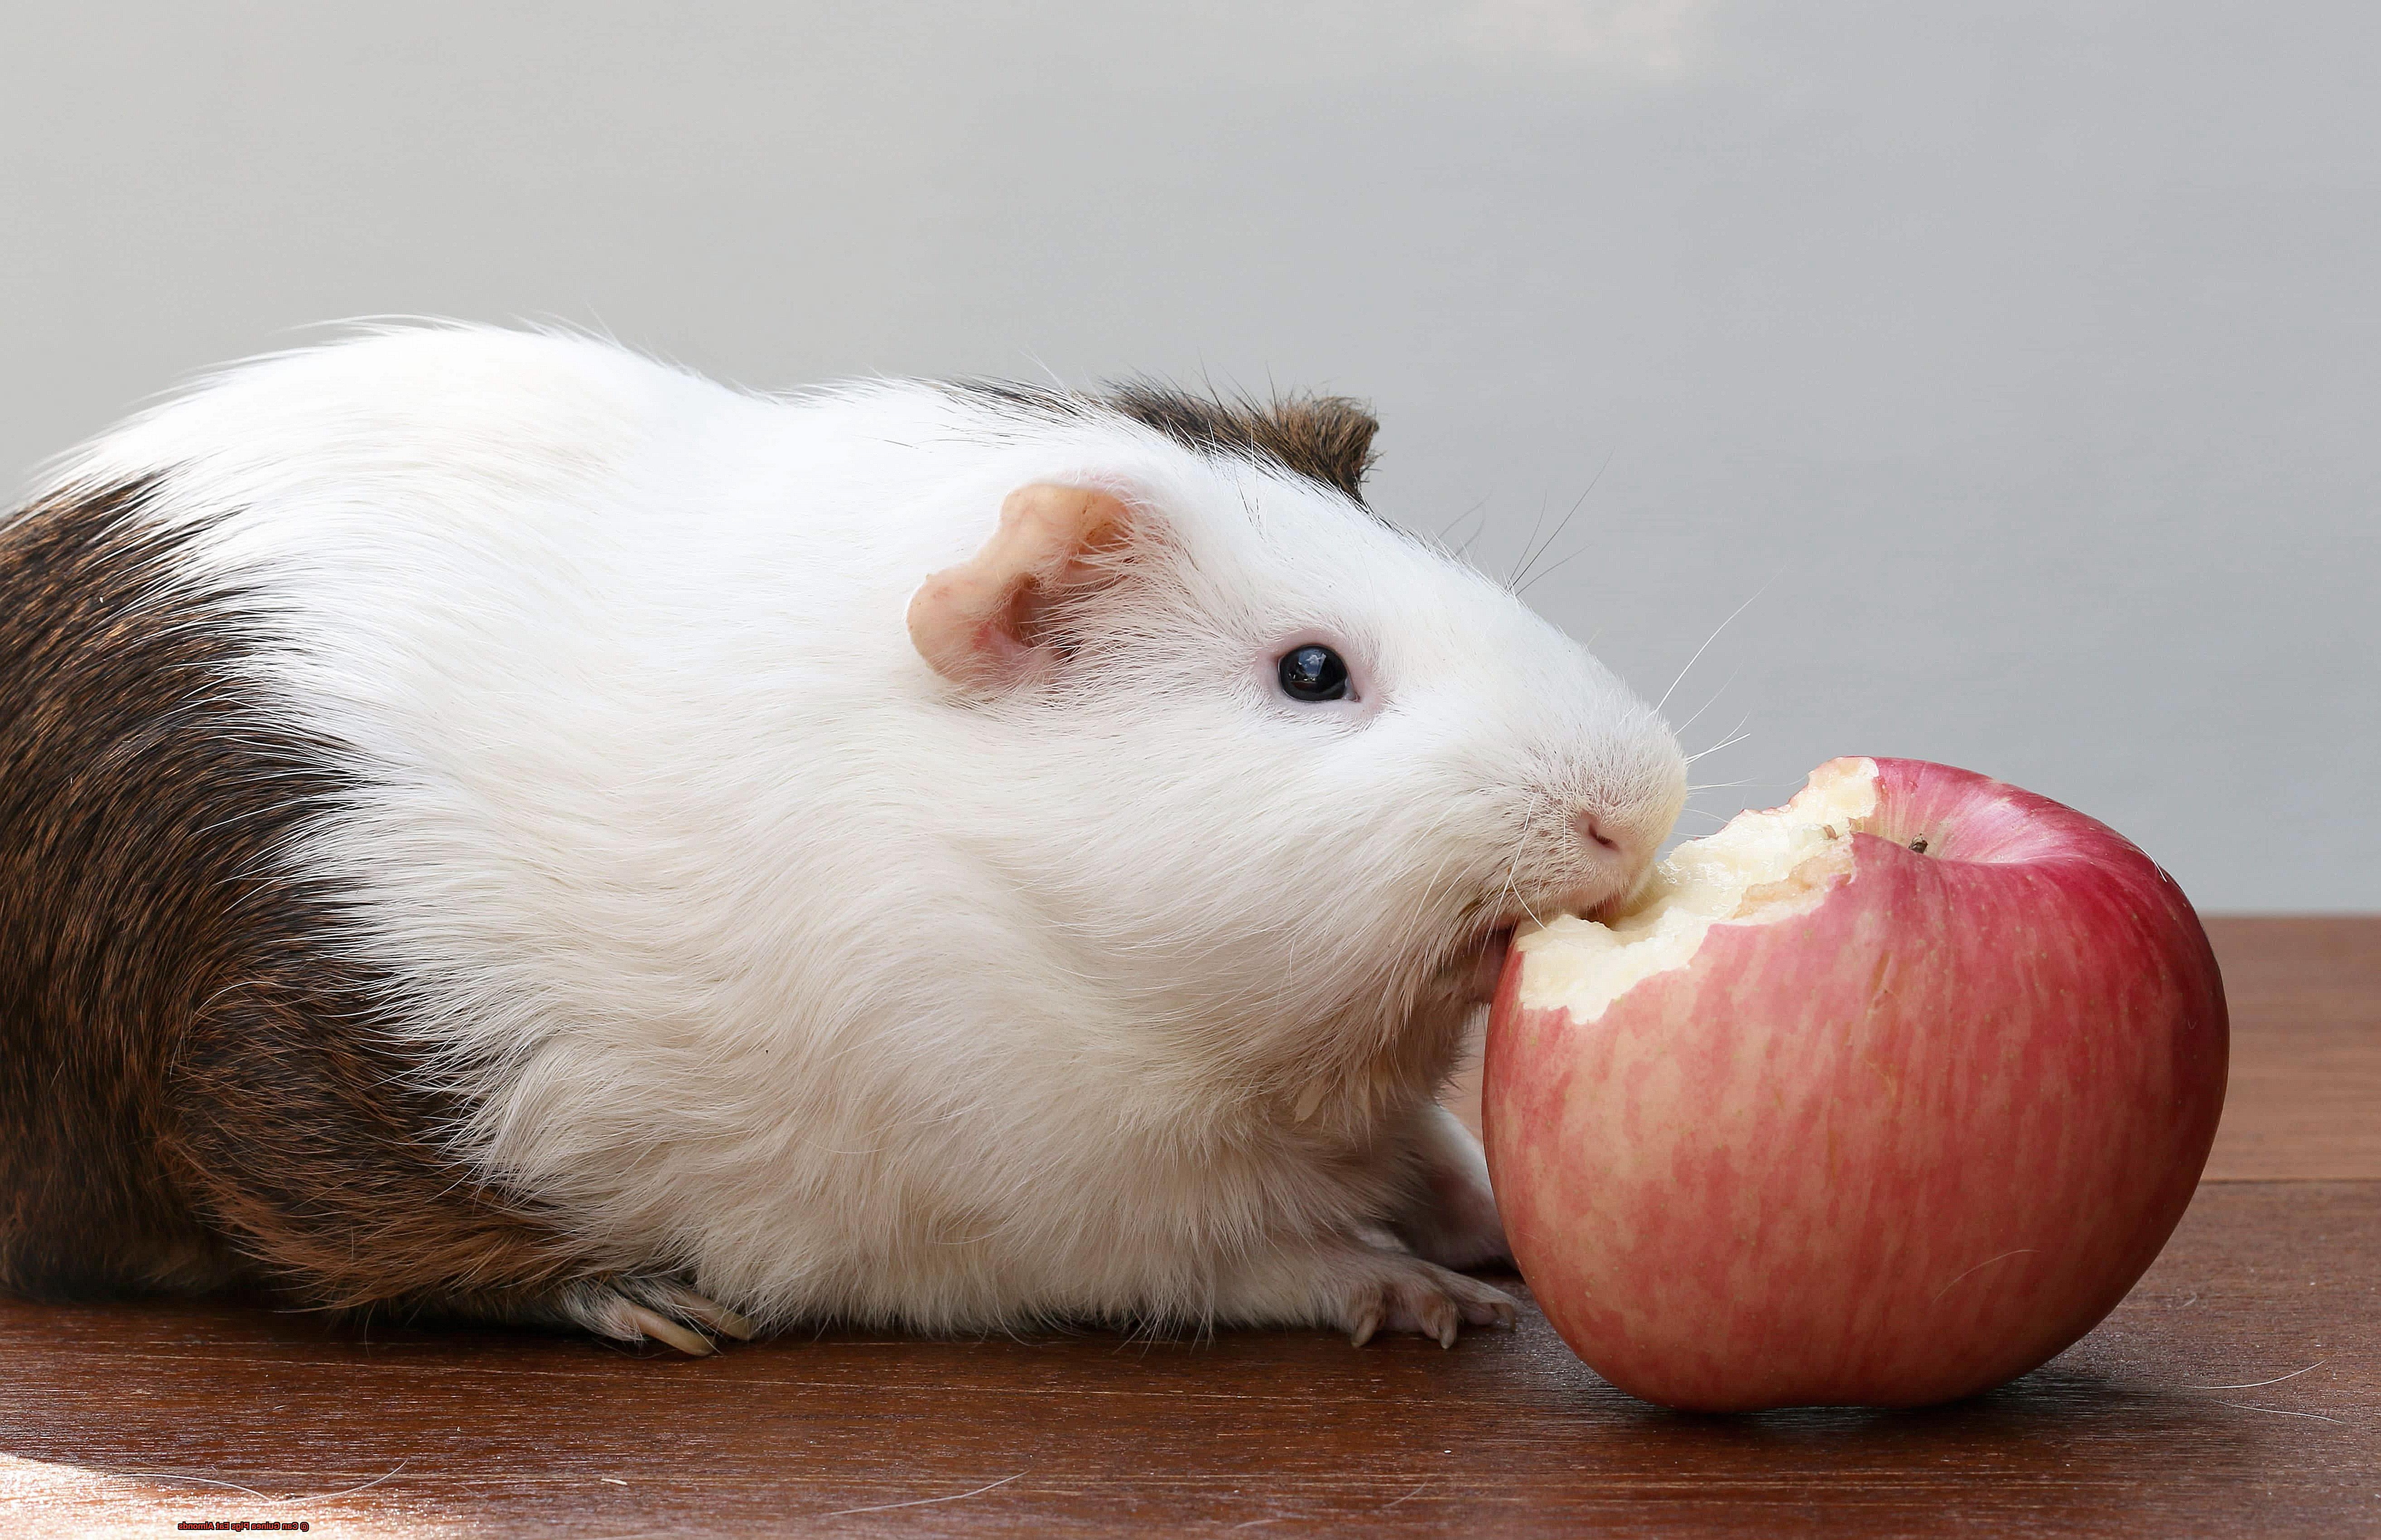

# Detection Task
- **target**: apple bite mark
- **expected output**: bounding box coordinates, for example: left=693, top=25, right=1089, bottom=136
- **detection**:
left=1513, top=756, right=1883, bottom=1025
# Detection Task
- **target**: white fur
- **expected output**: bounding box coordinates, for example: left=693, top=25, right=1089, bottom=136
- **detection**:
left=48, top=325, right=1687, bottom=1336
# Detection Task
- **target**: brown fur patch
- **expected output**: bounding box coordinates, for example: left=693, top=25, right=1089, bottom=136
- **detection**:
left=0, top=483, right=596, bottom=1319
left=1100, top=382, right=1380, bottom=503
left=950, top=379, right=1383, bottom=503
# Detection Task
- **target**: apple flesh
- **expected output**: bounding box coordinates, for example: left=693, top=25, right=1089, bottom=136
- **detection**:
left=1483, top=757, right=2227, bottom=1412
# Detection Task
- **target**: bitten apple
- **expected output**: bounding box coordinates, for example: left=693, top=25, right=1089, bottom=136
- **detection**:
left=1483, top=757, right=2227, bottom=1412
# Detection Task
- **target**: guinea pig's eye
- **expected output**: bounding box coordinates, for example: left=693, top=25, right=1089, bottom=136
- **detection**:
left=1277, top=644, right=1350, bottom=703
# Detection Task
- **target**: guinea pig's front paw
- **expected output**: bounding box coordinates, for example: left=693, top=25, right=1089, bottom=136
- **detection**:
left=1332, top=1251, right=1519, bottom=1349
left=1396, top=1167, right=1510, bottom=1271
left=1394, top=1102, right=1513, bottom=1271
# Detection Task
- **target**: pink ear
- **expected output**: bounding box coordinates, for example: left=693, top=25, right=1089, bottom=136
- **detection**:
left=907, top=483, right=1134, bottom=688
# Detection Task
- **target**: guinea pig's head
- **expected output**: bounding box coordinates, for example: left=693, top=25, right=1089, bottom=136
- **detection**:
left=906, top=390, right=1686, bottom=1114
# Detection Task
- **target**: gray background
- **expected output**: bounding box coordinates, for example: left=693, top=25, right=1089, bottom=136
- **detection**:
left=5, top=2, right=2374, bottom=909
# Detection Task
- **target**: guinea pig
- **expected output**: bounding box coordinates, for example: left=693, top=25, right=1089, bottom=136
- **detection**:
left=0, top=325, right=1686, bottom=1353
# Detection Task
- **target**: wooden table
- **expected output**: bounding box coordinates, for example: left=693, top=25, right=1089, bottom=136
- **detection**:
left=4, top=918, right=2374, bottom=1536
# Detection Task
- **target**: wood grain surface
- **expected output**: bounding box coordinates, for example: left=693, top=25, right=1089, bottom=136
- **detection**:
left=2, top=917, right=2375, bottom=1537
left=2199, top=917, right=2381, bottom=1181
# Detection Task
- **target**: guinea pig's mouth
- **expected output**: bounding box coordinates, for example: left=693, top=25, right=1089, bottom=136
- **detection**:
left=1468, top=925, right=1516, bottom=1003
left=1452, top=888, right=1641, bottom=1004
left=1448, top=922, right=1518, bottom=1005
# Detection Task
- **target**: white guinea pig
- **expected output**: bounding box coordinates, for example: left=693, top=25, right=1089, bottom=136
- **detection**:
left=0, top=325, right=1684, bottom=1353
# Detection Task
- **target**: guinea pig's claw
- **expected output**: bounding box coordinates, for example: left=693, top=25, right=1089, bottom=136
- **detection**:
left=1335, top=1255, right=1518, bottom=1349
left=678, top=1296, right=759, bottom=1341
left=1420, top=1291, right=1460, bottom=1350
left=622, top=1301, right=716, bottom=1356
left=573, top=1277, right=759, bottom=1353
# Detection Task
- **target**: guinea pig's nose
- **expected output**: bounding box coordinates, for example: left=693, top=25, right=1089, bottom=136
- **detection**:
left=1572, top=808, right=1624, bottom=856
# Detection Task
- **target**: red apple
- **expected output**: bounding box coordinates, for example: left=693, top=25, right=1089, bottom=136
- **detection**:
left=1483, top=756, right=2227, bottom=1412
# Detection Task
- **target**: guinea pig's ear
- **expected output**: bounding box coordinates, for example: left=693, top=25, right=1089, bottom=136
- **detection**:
left=907, top=483, right=1136, bottom=689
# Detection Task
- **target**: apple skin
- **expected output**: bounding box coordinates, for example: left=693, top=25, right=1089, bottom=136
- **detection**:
left=1483, top=758, right=2228, bottom=1412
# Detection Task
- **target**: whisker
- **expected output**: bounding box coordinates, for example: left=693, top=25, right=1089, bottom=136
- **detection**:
left=1437, top=493, right=1492, bottom=541
left=1515, top=539, right=1595, bottom=598
left=1506, top=493, right=1553, bottom=590
left=1494, top=806, right=1544, bottom=930
left=1513, top=452, right=1613, bottom=594
left=1685, top=729, right=1752, bottom=765
left=1671, top=664, right=1746, bottom=738
left=2191, top=1361, right=2328, bottom=1391
left=1655, top=580, right=1776, bottom=716
left=1683, top=709, right=1754, bottom=763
